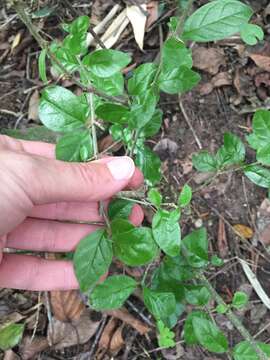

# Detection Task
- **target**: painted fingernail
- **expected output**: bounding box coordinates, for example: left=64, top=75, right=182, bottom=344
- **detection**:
left=107, top=157, right=135, bottom=180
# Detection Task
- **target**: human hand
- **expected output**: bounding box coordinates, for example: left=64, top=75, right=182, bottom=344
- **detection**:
left=0, top=135, right=144, bottom=291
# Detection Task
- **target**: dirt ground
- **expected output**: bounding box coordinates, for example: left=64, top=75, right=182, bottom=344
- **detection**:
left=1, top=0, right=270, bottom=359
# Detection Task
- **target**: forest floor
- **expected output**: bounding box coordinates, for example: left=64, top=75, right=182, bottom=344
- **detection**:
left=1, top=0, right=270, bottom=359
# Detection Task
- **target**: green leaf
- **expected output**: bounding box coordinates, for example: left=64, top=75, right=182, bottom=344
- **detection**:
left=178, top=184, right=192, bottom=207
left=192, top=151, right=217, bottom=172
left=90, top=275, right=137, bottom=310
left=91, top=72, right=124, bottom=96
left=128, top=63, right=158, bottom=95
left=216, top=304, right=228, bottom=314
left=63, top=32, right=88, bottom=56
left=108, top=199, right=133, bottom=221
left=211, top=255, right=224, bottom=267
left=67, top=16, right=90, bottom=35
left=257, top=144, right=270, bottom=166
left=38, top=48, right=47, bottom=83
left=52, top=46, right=79, bottom=73
left=148, top=188, right=163, bottom=208
left=1, top=126, right=57, bottom=143
left=32, top=5, right=55, bottom=18
left=182, top=228, right=208, bottom=268
left=0, top=323, right=24, bottom=350
left=244, top=165, right=270, bottom=188
left=56, top=130, right=92, bottom=162
left=158, top=66, right=200, bottom=95
left=216, top=132, right=246, bottom=168
left=112, top=219, right=158, bottom=266
left=74, top=229, right=112, bottom=292
left=39, top=86, right=88, bottom=132
left=135, top=146, right=161, bottom=186
left=240, top=24, right=264, bottom=46
left=83, top=49, right=131, bottom=78
left=96, top=103, right=129, bottom=124
left=161, top=37, right=193, bottom=72
left=129, top=89, right=158, bottom=129
left=232, top=291, right=248, bottom=309
left=157, top=320, right=176, bottom=348
left=152, top=209, right=181, bottom=257
left=110, top=124, right=123, bottom=141
left=161, top=302, right=185, bottom=329
left=249, top=110, right=270, bottom=150
left=143, top=287, right=176, bottom=321
left=183, top=0, right=253, bottom=42
left=184, top=284, right=211, bottom=306
left=233, top=341, right=270, bottom=360
left=184, top=311, right=211, bottom=345
left=141, top=109, right=163, bottom=138
left=193, top=317, right=228, bottom=353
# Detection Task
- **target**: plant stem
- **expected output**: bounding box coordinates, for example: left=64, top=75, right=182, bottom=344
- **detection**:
left=89, top=93, right=98, bottom=158
left=174, top=0, right=194, bottom=38
left=200, top=274, right=268, bottom=360
left=12, top=1, right=127, bottom=105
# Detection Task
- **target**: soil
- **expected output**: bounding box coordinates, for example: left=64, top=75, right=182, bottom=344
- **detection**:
left=1, top=0, right=270, bottom=359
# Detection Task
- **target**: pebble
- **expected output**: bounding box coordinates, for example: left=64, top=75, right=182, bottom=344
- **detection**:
left=194, top=218, right=203, bottom=228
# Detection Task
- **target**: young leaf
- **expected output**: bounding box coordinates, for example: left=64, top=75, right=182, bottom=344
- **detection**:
left=112, top=219, right=158, bottom=266
left=183, top=0, right=253, bottom=42
left=51, top=46, right=79, bottom=73
left=65, top=15, right=90, bottom=35
left=232, top=291, right=248, bottom=309
left=184, top=285, right=211, bottom=306
left=184, top=311, right=211, bottom=345
left=63, top=32, right=88, bottom=56
left=108, top=199, right=133, bottom=221
left=157, top=320, right=176, bottom=348
left=91, top=72, right=124, bottom=96
left=129, top=89, right=158, bottom=129
left=38, top=48, right=47, bottom=83
left=135, top=146, right=161, bottom=186
left=192, top=151, right=217, bottom=172
left=182, top=228, right=208, bottom=268
left=257, top=144, right=270, bottom=166
left=56, top=130, right=92, bottom=162
left=0, top=323, right=24, bottom=350
left=141, top=109, right=163, bottom=138
left=158, top=66, right=200, bottom=95
left=148, top=188, right=163, bottom=208
left=152, top=209, right=181, bottom=257
left=211, top=255, right=224, bottom=267
left=110, top=124, right=123, bottom=141
left=216, top=304, right=228, bottom=314
left=193, top=317, right=228, bottom=353
left=74, top=229, right=113, bottom=292
left=39, top=86, right=88, bottom=132
left=233, top=341, right=270, bottom=360
left=248, top=110, right=270, bottom=150
left=244, top=165, right=270, bottom=188
left=96, top=103, right=129, bottom=124
left=178, top=184, right=192, bottom=207
left=216, top=132, right=246, bottom=168
left=161, top=37, right=193, bottom=72
left=90, top=275, right=137, bottom=310
left=143, top=287, right=176, bottom=321
left=83, top=49, right=131, bottom=78
left=128, top=63, right=158, bottom=95
left=240, top=24, right=264, bottom=46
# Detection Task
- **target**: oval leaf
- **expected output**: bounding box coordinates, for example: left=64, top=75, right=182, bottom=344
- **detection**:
left=0, top=324, right=24, bottom=351
left=56, top=130, right=92, bottom=162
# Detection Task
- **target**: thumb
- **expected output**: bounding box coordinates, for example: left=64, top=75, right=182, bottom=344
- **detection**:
left=15, top=154, right=135, bottom=204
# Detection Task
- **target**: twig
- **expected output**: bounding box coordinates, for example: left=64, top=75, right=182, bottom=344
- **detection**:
left=88, top=316, right=108, bottom=359
left=179, top=96, right=202, bottom=150
left=89, top=93, right=98, bottom=158
left=200, top=274, right=268, bottom=360
left=12, top=1, right=127, bottom=105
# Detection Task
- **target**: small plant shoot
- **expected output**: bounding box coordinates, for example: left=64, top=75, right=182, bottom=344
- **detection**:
left=5, top=0, right=269, bottom=358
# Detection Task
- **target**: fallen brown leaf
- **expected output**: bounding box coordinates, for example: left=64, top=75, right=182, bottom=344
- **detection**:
left=256, top=199, right=270, bottom=245
left=20, top=336, right=49, bottom=360
left=105, top=307, right=150, bottom=335
left=110, top=325, right=125, bottom=353
left=218, top=218, right=228, bottom=258
left=233, top=224, right=254, bottom=239
left=50, top=290, right=85, bottom=322
left=199, top=72, right=232, bottom=95
left=11, top=32, right=22, bottom=52
left=98, top=134, right=122, bottom=153
left=49, top=309, right=102, bottom=349
left=192, top=47, right=226, bottom=75
left=4, top=350, right=20, bottom=360
left=28, top=90, right=40, bottom=121
left=99, top=317, right=118, bottom=350
left=248, top=42, right=270, bottom=72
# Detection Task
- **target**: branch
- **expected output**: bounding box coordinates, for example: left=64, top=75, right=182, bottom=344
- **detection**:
left=12, top=1, right=127, bottom=105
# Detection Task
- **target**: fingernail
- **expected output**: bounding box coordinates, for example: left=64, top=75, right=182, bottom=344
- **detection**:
left=107, top=157, right=135, bottom=180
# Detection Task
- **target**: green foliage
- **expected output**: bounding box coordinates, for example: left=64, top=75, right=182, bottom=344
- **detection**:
left=108, top=199, right=133, bottom=221
left=74, top=229, right=112, bottom=292
left=56, top=130, right=92, bottom=162
left=211, top=255, right=224, bottom=267
left=184, top=311, right=211, bottom=345
left=152, top=209, right=181, bottom=257
left=182, top=228, right=208, bottom=268
left=178, top=184, right=192, bottom=207
left=112, top=219, right=158, bottom=266
left=183, top=0, right=253, bottom=42
left=135, top=146, right=161, bottom=186
left=184, top=284, right=211, bottom=306
left=240, top=24, right=264, bottom=46
left=0, top=324, right=24, bottom=350
left=148, top=188, right=163, bottom=208
left=233, top=341, right=270, bottom=360
left=232, top=291, right=249, bottom=309
left=192, top=151, right=218, bottom=172
left=157, top=320, right=176, bottom=348
left=216, top=304, right=229, bottom=314
left=96, top=103, right=129, bottom=124
left=244, top=165, right=270, bottom=188
left=38, top=48, right=47, bottom=83
left=143, top=287, right=176, bottom=322
left=89, top=275, right=137, bottom=310
left=128, top=63, right=158, bottom=95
